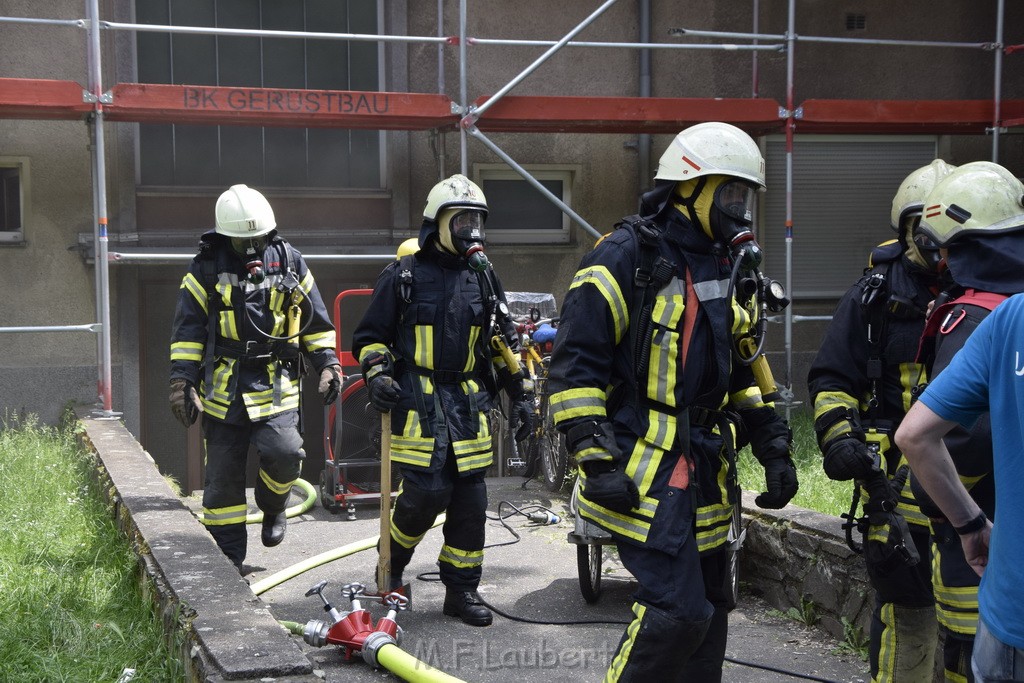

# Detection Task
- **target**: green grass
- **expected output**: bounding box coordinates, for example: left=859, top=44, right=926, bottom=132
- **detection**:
left=738, top=409, right=852, bottom=517
left=0, top=414, right=182, bottom=682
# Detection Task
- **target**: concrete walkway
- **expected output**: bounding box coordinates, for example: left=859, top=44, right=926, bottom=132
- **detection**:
left=82, top=415, right=868, bottom=682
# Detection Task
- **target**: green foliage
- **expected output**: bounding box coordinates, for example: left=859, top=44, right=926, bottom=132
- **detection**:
left=835, top=617, right=870, bottom=661
left=0, top=413, right=182, bottom=681
left=738, top=408, right=852, bottom=517
left=784, top=595, right=820, bottom=627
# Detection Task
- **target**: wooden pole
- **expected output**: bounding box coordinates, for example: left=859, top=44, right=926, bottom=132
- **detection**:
left=376, top=411, right=392, bottom=593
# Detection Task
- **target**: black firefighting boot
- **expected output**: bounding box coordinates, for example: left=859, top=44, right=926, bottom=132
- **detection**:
left=443, top=589, right=493, bottom=627
left=261, top=511, right=287, bottom=547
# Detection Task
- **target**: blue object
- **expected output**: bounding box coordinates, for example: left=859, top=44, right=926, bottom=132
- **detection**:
left=532, top=323, right=557, bottom=344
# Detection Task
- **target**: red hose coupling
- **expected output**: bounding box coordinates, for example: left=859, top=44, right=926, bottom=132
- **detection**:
left=324, top=609, right=376, bottom=660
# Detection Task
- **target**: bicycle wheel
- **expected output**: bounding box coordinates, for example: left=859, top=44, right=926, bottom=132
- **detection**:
left=723, top=494, right=744, bottom=611
left=577, top=542, right=603, bottom=603
left=538, top=398, right=568, bottom=492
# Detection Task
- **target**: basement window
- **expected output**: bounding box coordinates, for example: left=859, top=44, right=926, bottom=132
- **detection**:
left=846, top=14, right=867, bottom=31
left=0, top=157, right=28, bottom=245
left=474, top=165, right=575, bottom=245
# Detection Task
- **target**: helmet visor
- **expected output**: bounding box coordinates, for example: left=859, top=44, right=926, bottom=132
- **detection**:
left=714, top=181, right=756, bottom=224
left=230, top=236, right=268, bottom=257
left=450, top=210, right=486, bottom=243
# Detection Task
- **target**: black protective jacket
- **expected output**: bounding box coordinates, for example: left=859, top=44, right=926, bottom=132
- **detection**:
left=170, top=231, right=338, bottom=425
left=808, top=240, right=936, bottom=528
left=548, top=207, right=789, bottom=554
left=351, top=241, right=521, bottom=475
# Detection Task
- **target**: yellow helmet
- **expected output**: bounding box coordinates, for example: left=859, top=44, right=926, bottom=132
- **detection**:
left=919, top=161, right=1024, bottom=247
left=395, top=238, right=419, bottom=260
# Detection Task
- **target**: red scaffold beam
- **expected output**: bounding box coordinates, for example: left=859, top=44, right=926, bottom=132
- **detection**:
left=797, top=99, right=1024, bottom=134
left=0, top=78, right=91, bottom=120
left=104, top=83, right=456, bottom=130
left=471, top=95, right=785, bottom=135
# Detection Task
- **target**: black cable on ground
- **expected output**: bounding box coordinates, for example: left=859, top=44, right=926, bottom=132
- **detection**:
left=418, top=501, right=844, bottom=682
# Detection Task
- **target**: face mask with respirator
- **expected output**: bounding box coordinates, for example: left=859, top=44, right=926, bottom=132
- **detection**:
left=445, top=210, right=490, bottom=272
left=710, top=179, right=763, bottom=271
left=230, top=236, right=269, bottom=284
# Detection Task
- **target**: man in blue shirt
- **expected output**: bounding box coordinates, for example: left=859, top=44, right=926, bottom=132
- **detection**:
left=896, top=161, right=1024, bottom=682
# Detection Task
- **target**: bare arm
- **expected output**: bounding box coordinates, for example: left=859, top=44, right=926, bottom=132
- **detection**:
left=895, top=400, right=991, bottom=575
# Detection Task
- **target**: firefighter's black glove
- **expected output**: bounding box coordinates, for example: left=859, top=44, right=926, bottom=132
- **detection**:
left=367, top=375, right=401, bottom=413
left=755, top=456, right=798, bottom=509
left=169, top=378, right=203, bottom=428
left=318, top=365, right=342, bottom=405
left=582, top=461, right=639, bottom=515
left=511, top=398, right=534, bottom=443
left=822, top=438, right=875, bottom=481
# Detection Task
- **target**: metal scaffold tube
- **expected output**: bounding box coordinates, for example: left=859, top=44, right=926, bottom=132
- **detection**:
left=86, top=0, right=116, bottom=417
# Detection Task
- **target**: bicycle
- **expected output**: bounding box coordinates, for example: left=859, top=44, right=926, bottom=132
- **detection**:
left=509, top=312, right=573, bottom=492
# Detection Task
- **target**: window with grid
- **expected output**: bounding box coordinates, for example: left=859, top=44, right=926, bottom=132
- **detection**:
left=135, top=0, right=381, bottom=189
left=474, top=165, right=575, bottom=244
left=0, top=157, right=28, bottom=244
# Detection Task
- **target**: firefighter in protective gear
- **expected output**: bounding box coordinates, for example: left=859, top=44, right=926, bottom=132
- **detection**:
left=548, top=122, right=798, bottom=682
left=911, top=161, right=1024, bottom=681
left=808, top=160, right=956, bottom=682
left=170, top=184, right=340, bottom=572
left=352, top=174, right=531, bottom=627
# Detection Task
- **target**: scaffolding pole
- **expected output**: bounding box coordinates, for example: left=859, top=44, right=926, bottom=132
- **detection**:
left=86, top=0, right=117, bottom=418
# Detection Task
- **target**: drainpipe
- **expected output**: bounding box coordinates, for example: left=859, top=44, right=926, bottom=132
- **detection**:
left=638, top=0, right=652, bottom=198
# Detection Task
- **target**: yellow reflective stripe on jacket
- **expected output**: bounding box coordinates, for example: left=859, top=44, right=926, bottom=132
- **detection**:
left=171, top=340, right=204, bottom=362
left=358, top=344, right=392, bottom=364
left=813, top=391, right=859, bottom=443
left=201, top=504, right=248, bottom=526
left=642, top=409, right=676, bottom=452
left=550, top=387, right=607, bottom=425
left=391, top=433, right=434, bottom=468
left=464, top=326, right=481, bottom=372
left=696, top=502, right=732, bottom=553
left=899, top=362, right=927, bottom=413
left=438, top=544, right=483, bottom=569
left=299, top=269, right=316, bottom=294
left=182, top=273, right=208, bottom=313
left=625, top=437, right=665, bottom=498
left=646, top=280, right=685, bottom=407
left=269, top=287, right=287, bottom=337
left=302, top=329, right=336, bottom=353
left=411, top=324, right=433, bottom=368
left=242, top=385, right=300, bottom=420
left=729, top=386, right=763, bottom=411
left=568, top=265, right=629, bottom=343
left=605, top=602, right=645, bottom=683
left=259, top=469, right=295, bottom=495
left=214, top=281, right=240, bottom=340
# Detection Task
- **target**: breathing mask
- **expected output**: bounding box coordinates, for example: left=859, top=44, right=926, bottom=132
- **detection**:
left=440, top=209, right=490, bottom=272
left=904, top=215, right=942, bottom=272
left=230, top=236, right=269, bottom=284
left=675, top=175, right=762, bottom=269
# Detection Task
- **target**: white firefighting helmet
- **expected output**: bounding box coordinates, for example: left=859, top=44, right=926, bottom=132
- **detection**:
left=215, top=184, right=276, bottom=238
left=655, top=122, right=766, bottom=190
left=890, top=159, right=957, bottom=233
left=423, top=174, right=488, bottom=222
left=918, top=161, right=1024, bottom=247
